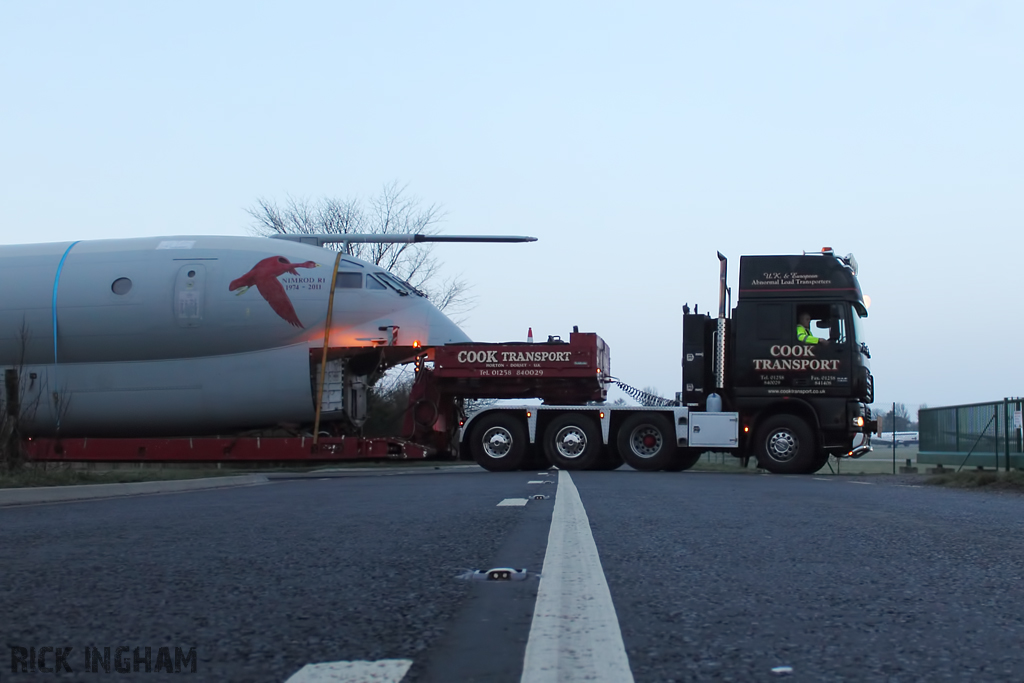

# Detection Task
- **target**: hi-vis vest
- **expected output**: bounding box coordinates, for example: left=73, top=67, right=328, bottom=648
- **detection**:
left=796, top=324, right=820, bottom=344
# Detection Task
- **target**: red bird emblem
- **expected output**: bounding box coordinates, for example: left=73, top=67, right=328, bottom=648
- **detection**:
left=229, top=256, right=320, bottom=328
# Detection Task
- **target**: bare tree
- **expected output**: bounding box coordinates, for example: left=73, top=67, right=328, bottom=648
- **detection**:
left=247, top=182, right=473, bottom=320
left=893, top=402, right=911, bottom=431
left=878, top=403, right=912, bottom=432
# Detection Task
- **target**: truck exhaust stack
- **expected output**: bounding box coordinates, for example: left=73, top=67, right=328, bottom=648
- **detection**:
left=715, top=252, right=727, bottom=390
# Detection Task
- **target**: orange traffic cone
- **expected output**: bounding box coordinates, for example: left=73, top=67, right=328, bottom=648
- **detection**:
left=527, top=327, right=534, bottom=343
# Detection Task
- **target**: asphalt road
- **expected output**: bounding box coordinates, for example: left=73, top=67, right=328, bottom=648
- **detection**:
left=3, top=469, right=1024, bottom=682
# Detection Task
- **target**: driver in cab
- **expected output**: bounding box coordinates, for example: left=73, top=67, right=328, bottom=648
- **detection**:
left=797, top=311, right=828, bottom=346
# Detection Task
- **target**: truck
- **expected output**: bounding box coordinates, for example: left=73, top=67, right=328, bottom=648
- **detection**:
left=448, top=248, right=877, bottom=475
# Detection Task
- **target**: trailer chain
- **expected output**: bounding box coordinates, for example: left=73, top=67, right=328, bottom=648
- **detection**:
left=610, top=378, right=678, bottom=407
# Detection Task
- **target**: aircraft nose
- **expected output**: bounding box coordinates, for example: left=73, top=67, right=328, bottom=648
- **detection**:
left=423, top=307, right=471, bottom=345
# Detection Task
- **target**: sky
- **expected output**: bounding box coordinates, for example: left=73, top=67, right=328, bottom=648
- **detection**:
left=2, top=1, right=1022, bottom=413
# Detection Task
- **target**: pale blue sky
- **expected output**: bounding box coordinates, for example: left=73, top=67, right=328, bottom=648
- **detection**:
left=2, top=1, right=1022, bottom=410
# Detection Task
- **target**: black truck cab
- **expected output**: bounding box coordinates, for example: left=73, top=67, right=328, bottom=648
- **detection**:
left=682, top=249, right=877, bottom=474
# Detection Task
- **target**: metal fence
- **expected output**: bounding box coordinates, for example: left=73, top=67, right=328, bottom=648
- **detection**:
left=918, top=398, right=1024, bottom=470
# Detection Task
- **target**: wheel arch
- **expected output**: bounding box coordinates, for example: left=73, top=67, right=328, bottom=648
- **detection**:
left=461, top=408, right=531, bottom=449
left=744, top=400, right=821, bottom=453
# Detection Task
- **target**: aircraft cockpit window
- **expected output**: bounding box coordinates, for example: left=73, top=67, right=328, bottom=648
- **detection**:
left=366, top=275, right=387, bottom=290
left=338, top=258, right=364, bottom=269
left=374, top=272, right=409, bottom=296
left=376, top=272, right=424, bottom=297
left=111, top=277, right=132, bottom=295
left=335, top=272, right=363, bottom=289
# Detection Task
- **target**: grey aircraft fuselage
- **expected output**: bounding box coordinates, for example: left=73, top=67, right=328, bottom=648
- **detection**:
left=0, top=235, right=474, bottom=437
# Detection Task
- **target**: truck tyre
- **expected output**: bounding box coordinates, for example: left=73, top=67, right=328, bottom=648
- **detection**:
left=524, top=445, right=550, bottom=471
left=593, top=446, right=625, bottom=471
left=543, top=414, right=603, bottom=470
left=664, top=447, right=702, bottom=472
left=470, top=413, right=528, bottom=472
left=754, top=415, right=816, bottom=474
left=617, top=413, right=677, bottom=471
left=806, top=450, right=830, bottom=474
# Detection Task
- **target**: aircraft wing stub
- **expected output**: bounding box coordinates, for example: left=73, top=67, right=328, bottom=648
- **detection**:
left=270, top=233, right=537, bottom=247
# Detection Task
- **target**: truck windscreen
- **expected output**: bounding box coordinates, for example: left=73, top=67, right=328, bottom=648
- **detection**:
left=852, top=304, right=868, bottom=347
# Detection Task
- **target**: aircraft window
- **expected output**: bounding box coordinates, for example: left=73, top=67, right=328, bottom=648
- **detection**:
left=376, top=271, right=424, bottom=297
left=373, top=272, right=407, bottom=295
left=111, top=277, right=132, bottom=295
left=366, top=275, right=387, bottom=290
left=335, top=272, right=363, bottom=289
left=187, top=270, right=196, bottom=278
left=338, top=258, right=364, bottom=268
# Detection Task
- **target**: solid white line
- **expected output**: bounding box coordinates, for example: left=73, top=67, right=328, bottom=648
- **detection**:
left=284, top=659, right=412, bottom=682
left=498, top=498, right=530, bottom=506
left=527, top=481, right=551, bottom=484
left=520, top=470, right=634, bottom=683
left=848, top=481, right=875, bottom=485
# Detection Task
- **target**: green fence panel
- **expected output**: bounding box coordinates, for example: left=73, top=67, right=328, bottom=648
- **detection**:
left=918, top=398, right=1024, bottom=469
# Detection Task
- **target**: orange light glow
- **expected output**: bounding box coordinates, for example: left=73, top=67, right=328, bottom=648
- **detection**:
left=412, top=340, right=421, bottom=348
left=743, top=426, right=749, bottom=433
left=599, top=411, right=605, bottom=419
left=526, top=411, right=532, bottom=418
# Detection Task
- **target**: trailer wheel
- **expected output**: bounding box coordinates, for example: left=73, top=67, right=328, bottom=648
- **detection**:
left=470, top=413, right=528, bottom=472
left=617, top=413, right=676, bottom=471
left=754, top=415, right=816, bottom=474
left=593, top=446, right=625, bottom=471
left=543, top=414, right=602, bottom=470
left=664, top=447, right=702, bottom=472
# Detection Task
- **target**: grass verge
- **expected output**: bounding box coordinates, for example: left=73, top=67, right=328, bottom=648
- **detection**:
left=0, top=467, right=254, bottom=489
left=0, top=460, right=473, bottom=489
left=924, top=470, right=1024, bottom=491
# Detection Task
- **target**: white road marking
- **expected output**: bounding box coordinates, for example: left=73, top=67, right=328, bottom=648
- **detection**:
left=849, top=481, right=875, bottom=485
left=528, top=480, right=551, bottom=484
left=285, top=659, right=412, bottom=682
left=521, top=470, right=634, bottom=683
left=812, top=477, right=835, bottom=481
left=498, top=498, right=530, bottom=506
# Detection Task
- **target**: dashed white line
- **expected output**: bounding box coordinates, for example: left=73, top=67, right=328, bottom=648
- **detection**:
left=520, top=470, right=634, bottom=683
left=284, top=659, right=412, bottom=682
left=498, top=498, right=530, bottom=507
left=849, top=481, right=875, bottom=485
left=528, top=480, right=551, bottom=484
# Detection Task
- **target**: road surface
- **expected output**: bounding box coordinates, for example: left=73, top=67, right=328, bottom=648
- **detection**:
left=3, top=468, right=1023, bottom=681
